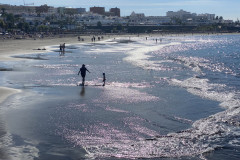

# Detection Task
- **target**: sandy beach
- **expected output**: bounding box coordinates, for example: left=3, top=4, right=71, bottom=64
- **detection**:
left=0, top=35, right=97, bottom=60
left=0, top=32, right=237, bottom=105
left=0, top=33, right=240, bottom=159
left=0, top=34, right=120, bottom=104
left=0, top=32, right=232, bottom=105
left=0, top=35, right=93, bottom=105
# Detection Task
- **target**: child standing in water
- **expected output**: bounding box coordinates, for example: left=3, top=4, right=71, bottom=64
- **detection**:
left=102, top=73, right=106, bottom=86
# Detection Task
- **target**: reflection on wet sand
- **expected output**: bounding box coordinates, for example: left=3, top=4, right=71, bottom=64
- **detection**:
left=0, top=117, right=8, bottom=160
left=80, top=86, right=85, bottom=97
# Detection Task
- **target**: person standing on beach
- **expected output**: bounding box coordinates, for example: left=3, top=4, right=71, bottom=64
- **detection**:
left=59, top=44, right=62, bottom=52
left=78, top=64, right=90, bottom=86
left=62, top=43, right=65, bottom=52
left=102, top=73, right=106, bottom=86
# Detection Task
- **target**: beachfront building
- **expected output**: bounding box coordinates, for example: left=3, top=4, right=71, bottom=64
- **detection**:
left=198, top=13, right=215, bottom=21
left=167, top=9, right=196, bottom=24
left=77, top=13, right=105, bottom=26
left=145, top=16, right=171, bottom=25
left=193, top=13, right=216, bottom=24
left=166, top=9, right=216, bottom=25
left=167, top=10, right=193, bottom=19
left=64, top=8, right=79, bottom=15
left=76, top=12, right=126, bottom=26
left=77, top=8, right=86, bottom=14
left=56, top=7, right=86, bottom=15
left=109, top=7, right=120, bottom=17
left=1, top=4, right=236, bottom=34
left=128, top=12, right=146, bottom=25
left=89, top=6, right=120, bottom=17
left=90, top=6, right=105, bottom=15
left=127, top=12, right=172, bottom=25
left=0, top=4, right=36, bottom=14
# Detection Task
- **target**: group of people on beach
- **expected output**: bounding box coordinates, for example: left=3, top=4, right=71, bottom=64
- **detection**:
left=78, top=64, right=106, bottom=86
left=91, top=36, right=104, bottom=42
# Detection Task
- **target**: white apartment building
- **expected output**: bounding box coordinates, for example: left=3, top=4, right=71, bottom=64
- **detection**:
left=76, top=12, right=127, bottom=26
left=128, top=12, right=146, bottom=25
left=198, top=13, right=215, bottom=20
left=167, top=9, right=192, bottom=18
left=145, top=16, right=171, bottom=25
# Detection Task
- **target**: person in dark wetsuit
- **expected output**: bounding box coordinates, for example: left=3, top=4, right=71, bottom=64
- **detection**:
left=78, top=64, right=90, bottom=86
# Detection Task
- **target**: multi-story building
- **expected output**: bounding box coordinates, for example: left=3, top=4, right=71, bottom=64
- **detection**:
left=110, top=7, right=120, bottom=17
left=166, top=9, right=216, bottom=24
left=145, top=16, right=171, bottom=25
left=64, top=8, right=78, bottom=15
left=90, top=6, right=105, bottom=15
left=198, top=13, right=215, bottom=21
left=128, top=12, right=145, bottom=25
left=0, top=4, right=230, bottom=30
left=76, top=8, right=86, bottom=14
left=0, top=4, right=36, bottom=14
left=167, top=10, right=192, bottom=19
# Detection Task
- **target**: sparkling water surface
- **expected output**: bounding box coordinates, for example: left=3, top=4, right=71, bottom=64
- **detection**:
left=1, top=34, right=240, bottom=160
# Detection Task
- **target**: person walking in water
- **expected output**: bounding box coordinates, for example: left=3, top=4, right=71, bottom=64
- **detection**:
left=78, top=64, right=90, bottom=86
left=102, top=73, right=106, bottom=86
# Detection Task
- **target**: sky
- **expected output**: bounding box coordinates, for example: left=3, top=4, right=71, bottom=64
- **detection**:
left=1, top=0, right=239, bottom=21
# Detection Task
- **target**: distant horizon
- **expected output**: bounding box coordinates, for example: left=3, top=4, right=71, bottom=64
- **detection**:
left=1, top=0, right=239, bottom=21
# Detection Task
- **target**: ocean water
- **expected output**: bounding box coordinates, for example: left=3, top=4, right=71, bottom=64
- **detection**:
left=0, top=34, right=240, bottom=160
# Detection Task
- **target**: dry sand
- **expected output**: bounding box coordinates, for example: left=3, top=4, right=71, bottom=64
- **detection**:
left=0, top=35, right=95, bottom=61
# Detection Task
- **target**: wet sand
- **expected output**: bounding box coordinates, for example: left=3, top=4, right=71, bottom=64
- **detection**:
left=0, top=36, right=81, bottom=105
left=0, top=32, right=237, bottom=105
left=1, top=33, right=239, bottom=159
left=0, top=35, right=95, bottom=159
left=1, top=32, right=236, bottom=104
left=0, top=87, right=21, bottom=103
left=0, top=34, right=111, bottom=104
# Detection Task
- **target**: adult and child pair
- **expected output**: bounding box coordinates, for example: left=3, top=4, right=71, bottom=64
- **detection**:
left=78, top=64, right=106, bottom=86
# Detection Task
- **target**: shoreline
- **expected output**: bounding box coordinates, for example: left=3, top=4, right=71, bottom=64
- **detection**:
left=0, top=32, right=239, bottom=105
left=0, top=35, right=94, bottom=61
left=0, top=32, right=239, bottom=159
left=0, top=87, right=21, bottom=104
left=0, top=33, right=137, bottom=105
left=0, top=35, right=90, bottom=104
left=0, top=33, right=143, bottom=61
left=1, top=32, right=239, bottom=61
